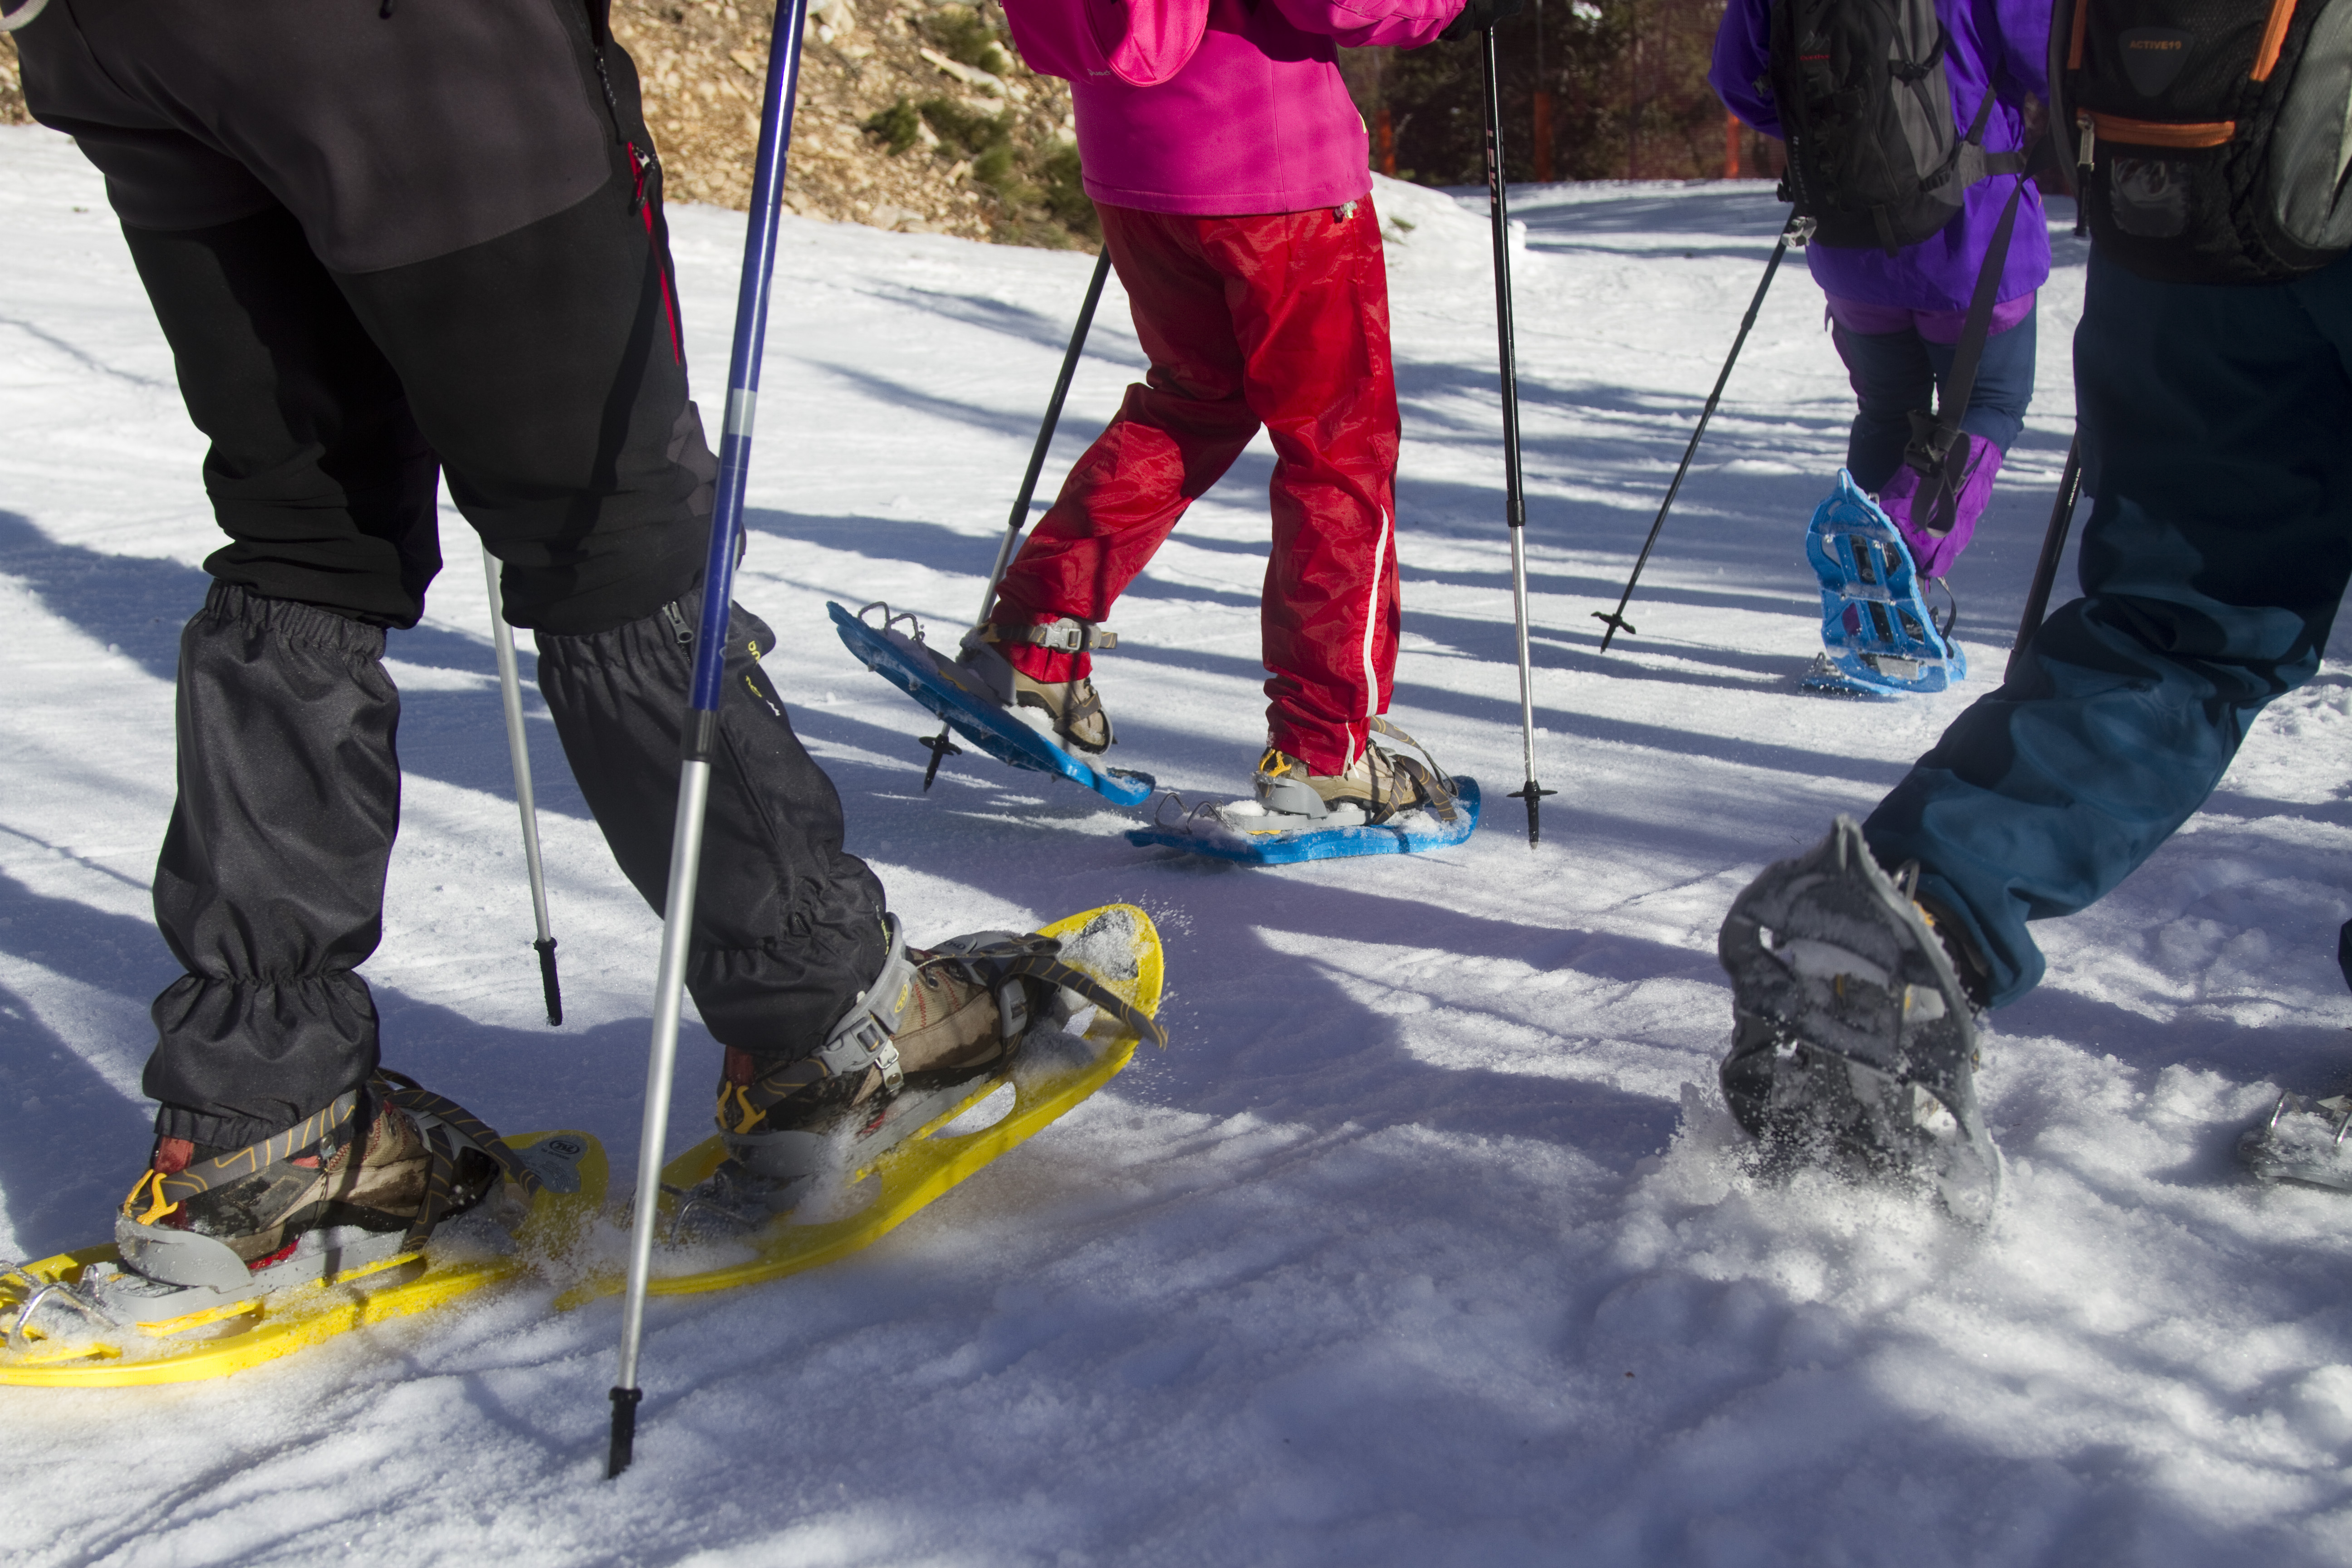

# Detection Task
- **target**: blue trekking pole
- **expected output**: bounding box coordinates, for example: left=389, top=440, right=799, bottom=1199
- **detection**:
left=608, top=0, right=811, bottom=1480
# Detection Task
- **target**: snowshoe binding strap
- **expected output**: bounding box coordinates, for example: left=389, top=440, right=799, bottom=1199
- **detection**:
left=122, top=1089, right=364, bottom=1224
left=855, top=600, right=929, bottom=642
left=925, top=930, right=1164, bottom=1051
left=1368, top=717, right=1462, bottom=826
left=717, top=916, right=921, bottom=1136
left=975, top=617, right=1117, bottom=654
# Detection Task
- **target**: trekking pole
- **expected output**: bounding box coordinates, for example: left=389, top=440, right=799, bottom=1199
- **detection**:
left=1592, top=212, right=1801, bottom=653
left=1478, top=25, right=1554, bottom=847
left=2004, top=432, right=2083, bottom=683
left=608, top=0, right=810, bottom=1481
left=481, top=546, right=562, bottom=1025
left=921, top=246, right=1114, bottom=790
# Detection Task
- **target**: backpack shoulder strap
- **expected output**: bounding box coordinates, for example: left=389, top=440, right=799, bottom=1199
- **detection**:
left=1901, top=173, right=2030, bottom=530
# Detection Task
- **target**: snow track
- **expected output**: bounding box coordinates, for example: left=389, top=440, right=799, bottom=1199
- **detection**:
left=5, top=126, right=2351, bottom=1564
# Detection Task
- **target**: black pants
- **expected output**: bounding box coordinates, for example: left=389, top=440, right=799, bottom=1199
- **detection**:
left=21, top=0, right=886, bottom=1148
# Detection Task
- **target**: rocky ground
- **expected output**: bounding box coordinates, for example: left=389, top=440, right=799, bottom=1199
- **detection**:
left=0, top=0, right=1092, bottom=247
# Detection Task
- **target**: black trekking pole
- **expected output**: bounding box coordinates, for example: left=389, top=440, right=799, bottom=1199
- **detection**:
left=2004, top=432, right=2083, bottom=683
left=481, top=546, right=562, bottom=1025
left=921, top=246, right=1114, bottom=789
left=1479, top=26, right=1554, bottom=847
left=608, top=0, right=809, bottom=1481
left=1592, top=212, right=1802, bottom=652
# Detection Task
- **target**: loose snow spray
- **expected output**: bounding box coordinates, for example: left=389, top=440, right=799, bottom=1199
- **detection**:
left=1476, top=28, right=1554, bottom=847
left=920, top=247, right=1115, bottom=791
left=608, top=0, right=812, bottom=1481
left=1592, top=213, right=1801, bottom=654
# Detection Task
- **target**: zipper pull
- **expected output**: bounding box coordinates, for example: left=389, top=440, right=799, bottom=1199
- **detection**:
left=661, top=603, right=693, bottom=650
left=2074, top=111, right=2095, bottom=236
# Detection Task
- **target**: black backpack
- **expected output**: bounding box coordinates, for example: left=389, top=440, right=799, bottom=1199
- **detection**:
left=1770, top=0, right=2030, bottom=252
left=2052, top=0, right=2352, bottom=282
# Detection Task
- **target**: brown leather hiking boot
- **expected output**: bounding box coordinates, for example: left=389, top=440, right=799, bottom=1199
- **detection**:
left=715, top=929, right=1028, bottom=1147
left=129, top=1090, right=497, bottom=1269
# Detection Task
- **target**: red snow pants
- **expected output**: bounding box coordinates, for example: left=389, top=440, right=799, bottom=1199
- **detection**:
left=990, top=199, right=1402, bottom=774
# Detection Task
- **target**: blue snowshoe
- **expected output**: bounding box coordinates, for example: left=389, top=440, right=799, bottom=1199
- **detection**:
left=829, top=601, right=1155, bottom=807
left=1799, top=471, right=1966, bottom=697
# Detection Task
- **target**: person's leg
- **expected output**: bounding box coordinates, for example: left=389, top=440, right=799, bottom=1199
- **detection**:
left=1203, top=200, right=1401, bottom=773
left=989, top=204, right=1262, bottom=684
left=1831, top=322, right=1937, bottom=494
left=30, top=0, right=883, bottom=1161
left=1863, top=251, right=2352, bottom=1006
left=109, top=207, right=435, bottom=1150
left=324, top=33, right=887, bottom=1053
left=1925, top=306, right=2037, bottom=458
left=1877, top=308, right=2039, bottom=576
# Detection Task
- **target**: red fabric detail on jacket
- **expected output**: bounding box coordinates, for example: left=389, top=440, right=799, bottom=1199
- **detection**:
left=991, top=200, right=1401, bottom=774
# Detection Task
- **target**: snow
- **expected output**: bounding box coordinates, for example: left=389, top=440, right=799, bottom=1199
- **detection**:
left=6, top=126, right=2352, bottom=1564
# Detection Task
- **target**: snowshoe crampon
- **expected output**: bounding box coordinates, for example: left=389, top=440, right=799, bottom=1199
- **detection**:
left=1801, top=471, right=1967, bottom=698
left=562, top=903, right=1166, bottom=1305
left=829, top=600, right=1154, bottom=806
left=2239, top=1093, right=2352, bottom=1191
left=1717, top=817, right=2000, bottom=1223
left=0, top=1127, right=605, bottom=1387
left=1126, top=721, right=1479, bottom=865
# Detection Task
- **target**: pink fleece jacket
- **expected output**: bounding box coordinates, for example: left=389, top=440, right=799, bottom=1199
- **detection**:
left=1000, top=0, right=1460, bottom=216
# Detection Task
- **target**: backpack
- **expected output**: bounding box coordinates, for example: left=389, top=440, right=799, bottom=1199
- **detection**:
left=2052, top=0, right=2352, bottom=282
left=1770, top=0, right=2030, bottom=252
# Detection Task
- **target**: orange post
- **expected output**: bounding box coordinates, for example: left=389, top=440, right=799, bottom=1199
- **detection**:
left=1532, top=90, right=1555, bottom=182
left=1725, top=111, right=1742, bottom=178
left=1377, top=106, right=1396, bottom=177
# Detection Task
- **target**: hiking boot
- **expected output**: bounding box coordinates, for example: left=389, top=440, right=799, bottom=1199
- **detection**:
left=1006, top=665, right=1112, bottom=753
left=123, top=1084, right=500, bottom=1271
left=687, top=918, right=1058, bottom=1229
left=956, top=618, right=1117, bottom=755
left=1255, top=740, right=1433, bottom=822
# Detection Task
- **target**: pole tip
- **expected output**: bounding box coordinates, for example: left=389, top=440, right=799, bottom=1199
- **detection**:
left=608, top=1386, right=643, bottom=1479
left=535, top=937, right=563, bottom=1027
left=1509, top=779, right=1557, bottom=848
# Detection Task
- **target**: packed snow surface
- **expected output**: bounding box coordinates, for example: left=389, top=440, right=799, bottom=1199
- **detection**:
left=6, top=126, right=2352, bottom=1565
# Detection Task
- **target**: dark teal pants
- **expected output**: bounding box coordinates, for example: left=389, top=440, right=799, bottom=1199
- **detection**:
left=1863, top=250, right=2352, bottom=1007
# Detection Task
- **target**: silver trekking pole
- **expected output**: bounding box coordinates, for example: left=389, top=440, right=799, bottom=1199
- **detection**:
left=920, top=246, right=1114, bottom=790
left=608, top=0, right=811, bottom=1480
left=1478, top=27, right=1555, bottom=847
left=481, top=546, right=562, bottom=1026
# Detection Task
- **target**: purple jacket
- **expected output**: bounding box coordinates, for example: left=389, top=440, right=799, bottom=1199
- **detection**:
left=1709, top=0, right=2051, bottom=311
left=1002, top=0, right=1460, bottom=215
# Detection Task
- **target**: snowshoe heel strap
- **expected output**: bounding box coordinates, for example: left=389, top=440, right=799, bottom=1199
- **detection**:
left=995, top=949, right=1167, bottom=1051
left=123, top=1089, right=364, bottom=1224
left=373, top=1070, right=542, bottom=1202
left=1368, top=717, right=1462, bottom=825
